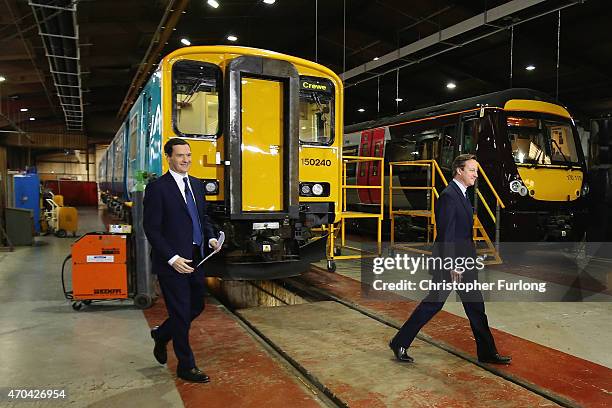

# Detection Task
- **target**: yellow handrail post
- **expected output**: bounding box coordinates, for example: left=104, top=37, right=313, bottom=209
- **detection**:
left=430, top=161, right=434, bottom=243
left=477, top=163, right=506, bottom=209
left=329, top=223, right=335, bottom=259
left=379, top=155, right=384, bottom=255
left=343, top=161, right=347, bottom=212
left=341, top=215, right=346, bottom=247
left=390, top=163, right=395, bottom=247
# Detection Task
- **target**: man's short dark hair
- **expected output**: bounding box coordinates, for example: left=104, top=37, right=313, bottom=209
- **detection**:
left=164, top=138, right=190, bottom=157
left=452, top=154, right=477, bottom=177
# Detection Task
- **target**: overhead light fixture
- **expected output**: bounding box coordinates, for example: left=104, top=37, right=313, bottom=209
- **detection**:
left=20, top=108, right=28, bottom=112
left=0, top=76, right=5, bottom=82
left=395, top=98, right=403, bottom=102
left=263, top=0, right=276, bottom=4
left=180, top=38, right=191, bottom=46
left=446, top=82, right=456, bottom=89
left=373, top=57, right=379, bottom=61
left=358, top=108, right=365, bottom=112
left=526, top=65, right=536, bottom=71
left=207, top=0, right=219, bottom=8
left=29, top=117, right=35, bottom=121
left=227, top=35, right=238, bottom=42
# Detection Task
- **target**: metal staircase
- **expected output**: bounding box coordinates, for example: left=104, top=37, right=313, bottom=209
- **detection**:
left=389, top=159, right=504, bottom=264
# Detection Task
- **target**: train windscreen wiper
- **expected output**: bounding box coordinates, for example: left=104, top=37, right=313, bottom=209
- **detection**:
left=550, top=138, right=572, bottom=169
left=530, top=147, right=543, bottom=168
left=312, top=93, right=324, bottom=113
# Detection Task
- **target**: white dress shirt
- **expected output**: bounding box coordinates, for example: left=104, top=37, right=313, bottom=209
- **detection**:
left=167, top=169, right=217, bottom=266
left=452, top=178, right=468, bottom=197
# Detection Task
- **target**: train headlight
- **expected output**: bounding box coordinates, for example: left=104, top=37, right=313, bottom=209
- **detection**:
left=581, top=183, right=589, bottom=196
left=519, top=186, right=529, bottom=197
left=509, top=180, right=522, bottom=193
left=300, top=182, right=329, bottom=197
left=203, top=180, right=219, bottom=195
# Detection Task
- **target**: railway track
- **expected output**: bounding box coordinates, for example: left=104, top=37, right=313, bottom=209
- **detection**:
left=209, top=267, right=581, bottom=408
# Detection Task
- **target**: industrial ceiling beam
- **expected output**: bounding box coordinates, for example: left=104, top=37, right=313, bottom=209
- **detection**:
left=341, top=0, right=556, bottom=82
left=117, top=0, right=190, bottom=120
left=29, top=0, right=84, bottom=130
left=2, top=0, right=58, bottom=118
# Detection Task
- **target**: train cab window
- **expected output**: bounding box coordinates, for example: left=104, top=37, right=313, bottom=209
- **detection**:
left=299, top=77, right=334, bottom=145
left=507, top=115, right=579, bottom=165
left=461, top=119, right=478, bottom=154
left=172, top=60, right=221, bottom=138
left=439, top=125, right=457, bottom=169
left=549, top=123, right=579, bottom=164
left=418, top=132, right=440, bottom=160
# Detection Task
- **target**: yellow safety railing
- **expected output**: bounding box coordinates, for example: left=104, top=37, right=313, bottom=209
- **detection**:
left=389, top=160, right=445, bottom=253
left=326, top=156, right=384, bottom=270
left=389, top=159, right=505, bottom=264
left=475, top=163, right=506, bottom=223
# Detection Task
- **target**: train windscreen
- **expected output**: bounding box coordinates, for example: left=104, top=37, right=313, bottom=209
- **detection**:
left=172, top=60, right=221, bottom=138
left=507, top=115, right=579, bottom=166
left=299, top=77, right=334, bottom=145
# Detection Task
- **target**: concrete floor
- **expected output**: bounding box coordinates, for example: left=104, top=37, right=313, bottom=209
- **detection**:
left=0, top=207, right=184, bottom=406
left=0, top=207, right=332, bottom=407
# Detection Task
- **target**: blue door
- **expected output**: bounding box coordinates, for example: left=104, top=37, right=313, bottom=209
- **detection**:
left=13, top=174, right=40, bottom=232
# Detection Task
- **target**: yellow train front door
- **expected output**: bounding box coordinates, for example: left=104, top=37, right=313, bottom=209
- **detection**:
left=241, top=77, right=284, bottom=212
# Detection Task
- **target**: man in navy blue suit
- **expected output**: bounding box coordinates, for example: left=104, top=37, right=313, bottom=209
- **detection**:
left=389, top=154, right=511, bottom=365
left=143, top=138, right=219, bottom=383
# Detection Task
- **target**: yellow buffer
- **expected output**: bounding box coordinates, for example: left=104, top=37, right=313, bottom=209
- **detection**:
left=241, top=77, right=284, bottom=211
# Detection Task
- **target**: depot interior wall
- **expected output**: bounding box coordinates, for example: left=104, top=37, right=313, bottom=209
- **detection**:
left=36, top=148, right=96, bottom=182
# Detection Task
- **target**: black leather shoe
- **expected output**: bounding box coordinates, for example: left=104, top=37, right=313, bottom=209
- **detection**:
left=478, top=353, right=512, bottom=364
left=150, top=326, right=168, bottom=365
left=177, top=367, right=210, bottom=383
left=389, top=341, right=414, bottom=363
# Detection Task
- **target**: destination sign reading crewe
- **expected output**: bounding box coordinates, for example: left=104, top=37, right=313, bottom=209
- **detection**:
left=300, top=79, right=331, bottom=93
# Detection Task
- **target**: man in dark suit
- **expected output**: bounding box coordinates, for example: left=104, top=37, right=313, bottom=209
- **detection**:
left=389, top=154, right=511, bottom=365
left=143, top=138, right=219, bottom=383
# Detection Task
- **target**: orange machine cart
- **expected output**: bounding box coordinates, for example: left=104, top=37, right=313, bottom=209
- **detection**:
left=63, top=232, right=129, bottom=310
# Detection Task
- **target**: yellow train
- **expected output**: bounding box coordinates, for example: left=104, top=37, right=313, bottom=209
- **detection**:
left=99, top=46, right=343, bottom=279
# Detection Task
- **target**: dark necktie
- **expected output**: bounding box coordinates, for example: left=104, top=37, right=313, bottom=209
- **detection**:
left=465, top=192, right=474, bottom=212
left=183, top=177, right=203, bottom=246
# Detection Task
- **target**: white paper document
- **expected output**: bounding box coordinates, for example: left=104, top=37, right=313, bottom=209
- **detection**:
left=197, top=231, right=224, bottom=267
